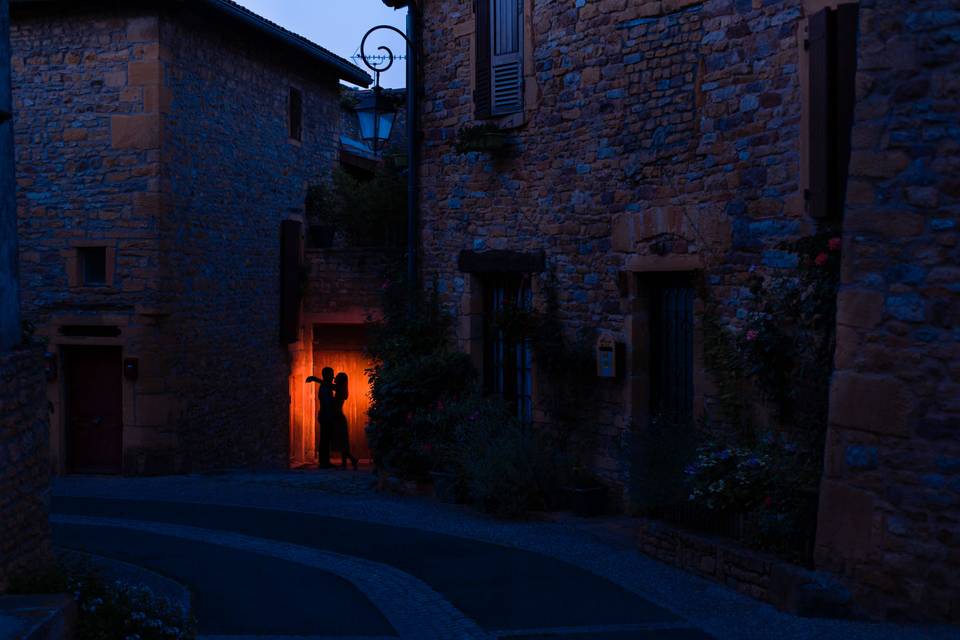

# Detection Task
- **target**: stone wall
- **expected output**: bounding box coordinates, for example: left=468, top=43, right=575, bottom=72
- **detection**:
left=0, top=0, right=18, bottom=350
left=304, top=248, right=400, bottom=320
left=418, top=0, right=816, bottom=494
left=816, top=0, right=960, bottom=623
left=9, top=6, right=175, bottom=472
left=0, top=345, right=52, bottom=592
left=159, top=6, right=343, bottom=469
left=10, top=2, right=349, bottom=472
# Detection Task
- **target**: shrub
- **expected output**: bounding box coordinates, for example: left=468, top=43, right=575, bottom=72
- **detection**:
left=365, top=280, right=476, bottom=480
left=445, top=397, right=557, bottom=517
left=8, top=563, right=195, bottom=640
left=684, top=433, right=822, bottom=561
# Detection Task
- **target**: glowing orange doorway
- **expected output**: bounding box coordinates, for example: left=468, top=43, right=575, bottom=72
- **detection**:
left=312, top=324, right=372, bottom=462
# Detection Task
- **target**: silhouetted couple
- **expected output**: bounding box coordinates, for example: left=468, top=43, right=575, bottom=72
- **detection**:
left=306, top=367, right=358, bottom=470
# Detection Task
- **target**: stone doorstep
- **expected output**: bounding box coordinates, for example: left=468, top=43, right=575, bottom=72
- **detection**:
left=0, top=595, right=76, bottom=640
left=635, top=517, right=855, bottom=620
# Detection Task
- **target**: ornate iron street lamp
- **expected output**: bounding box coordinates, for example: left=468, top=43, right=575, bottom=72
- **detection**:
left=358, top=21, right=418, bottom=303
left=355, top=89, right=396, bottom=153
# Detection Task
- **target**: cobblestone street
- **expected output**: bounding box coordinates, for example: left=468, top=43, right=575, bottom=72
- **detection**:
left=50, top=471, right=957, bottom=640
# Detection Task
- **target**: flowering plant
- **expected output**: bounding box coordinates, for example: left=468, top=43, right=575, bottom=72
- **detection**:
left=68, top=573, right=194, bottom=640
left=685, top=444, right=774, bottom=512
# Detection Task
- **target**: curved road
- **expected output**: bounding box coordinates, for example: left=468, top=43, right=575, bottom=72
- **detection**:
left=51, top=472, right=957, bottom=640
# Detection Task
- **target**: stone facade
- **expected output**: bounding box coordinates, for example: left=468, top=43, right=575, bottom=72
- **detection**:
left=415, top=0, right=958, bottom=622
left=418, top=0, right=818, bottom=492
left=9, top=1, right=366, bottom=473
left=0, top=346, right=53, bottom=592
left=0, top=0, right=52, bottom=594
left=816, top=0, right=960, bottom=623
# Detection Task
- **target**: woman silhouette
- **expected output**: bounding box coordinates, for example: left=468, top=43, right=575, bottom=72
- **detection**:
left=334, top=372, right=358, bottom=470
left=306, top=367, right=336, bottom=468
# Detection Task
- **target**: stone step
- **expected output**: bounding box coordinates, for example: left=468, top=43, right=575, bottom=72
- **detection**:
left=0, top=595, right=75, bottom=640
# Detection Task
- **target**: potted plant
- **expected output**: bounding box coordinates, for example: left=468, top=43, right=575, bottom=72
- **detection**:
left=455, top=123, right=510, bottom=154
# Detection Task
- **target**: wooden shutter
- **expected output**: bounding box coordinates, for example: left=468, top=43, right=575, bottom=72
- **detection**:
left=808, top=5, right=860, bottom=219
left=834, top=3, right=859, bottom=221
left=279, top=220, right=302, bottom=344
left=491, top=0, right=523, bottom=115
left=474, top=0, right=492, bottom=118
left=808, top=8, right=831, bottom=218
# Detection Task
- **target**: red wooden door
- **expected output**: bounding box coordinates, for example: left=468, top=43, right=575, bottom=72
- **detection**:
left=65, top=346, right=123, bottom=473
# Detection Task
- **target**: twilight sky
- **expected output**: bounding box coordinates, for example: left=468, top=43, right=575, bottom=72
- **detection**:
left=234, top=0, right=408, bottom=88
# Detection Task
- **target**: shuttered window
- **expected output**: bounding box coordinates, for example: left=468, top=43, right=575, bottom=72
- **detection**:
left=808, top=4, right=859, bottom=218
left=475, top=0, right=523, bottom=118
left=279, top=220, right=302, bottom=344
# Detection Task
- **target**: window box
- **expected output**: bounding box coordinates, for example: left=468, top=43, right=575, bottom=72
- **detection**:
left=455, top=124, right=510, bottom=154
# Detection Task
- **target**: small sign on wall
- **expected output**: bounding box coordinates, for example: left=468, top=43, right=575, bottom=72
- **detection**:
left=596, top=333, right=619, bottom=379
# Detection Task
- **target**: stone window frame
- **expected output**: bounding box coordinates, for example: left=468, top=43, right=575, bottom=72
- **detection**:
left=65, top=241, right=117, bottom=290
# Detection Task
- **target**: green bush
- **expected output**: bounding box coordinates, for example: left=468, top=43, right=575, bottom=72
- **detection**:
left=445, top=396, right=558, bottom=518
left=306, top=163, right=407, bottom=247
left=365, top=280, right=476, bottom=480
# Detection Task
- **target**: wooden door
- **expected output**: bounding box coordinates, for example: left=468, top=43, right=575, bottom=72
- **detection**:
left=313, top=325, right=372, bottom=461
left=64, top=346, right=123, bottom=473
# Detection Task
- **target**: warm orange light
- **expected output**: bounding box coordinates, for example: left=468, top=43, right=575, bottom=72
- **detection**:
left=289, top=325, right=374, bottom=466
left=312, top=350, right=372, bottom=461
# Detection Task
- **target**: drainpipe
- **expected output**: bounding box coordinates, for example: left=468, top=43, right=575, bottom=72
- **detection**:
left=405, top=3, right=419, bottom=307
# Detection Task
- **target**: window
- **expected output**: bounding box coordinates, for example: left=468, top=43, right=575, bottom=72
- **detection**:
left=475, top=0, right=524, bottom=118
left=483, top=274, right=533, bottom=423
left=289, top=87, right=303, bottom=141
left=78, top=247, right=107, bottom=286
left=807, top=3, right=859, bottom=218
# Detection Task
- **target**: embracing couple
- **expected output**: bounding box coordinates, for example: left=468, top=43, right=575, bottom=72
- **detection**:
left=306, top=367, right=358, bottom=470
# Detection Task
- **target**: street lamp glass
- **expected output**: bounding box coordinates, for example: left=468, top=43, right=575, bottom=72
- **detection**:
left=356, top=93, right=397, bottom=151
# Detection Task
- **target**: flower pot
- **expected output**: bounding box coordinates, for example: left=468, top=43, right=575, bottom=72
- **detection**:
left=429, top=470, right=458, bottom=503
left=566, top=485, right=608, bottom=517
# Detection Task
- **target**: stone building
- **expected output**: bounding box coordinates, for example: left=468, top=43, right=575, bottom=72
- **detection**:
left=10, top=0, right=370, bottom=474
left=403, top=0, right=958, bottom=623
left=0, top=0, right=51, bottom=592
left=815, top=0, right=960, bottom=622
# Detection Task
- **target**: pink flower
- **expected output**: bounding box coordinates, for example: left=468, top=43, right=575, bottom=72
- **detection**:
left=814, top=252, right=828, bottom=266
left=436, top=400, right=445, bottom=411
left=828, top=237, right=841, bottom=252
left=746, top=329, right=759, bottom=342
left=422, top=443, right=433, bottom=453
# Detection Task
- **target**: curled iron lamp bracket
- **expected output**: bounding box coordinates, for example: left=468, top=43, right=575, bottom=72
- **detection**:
left=359, top=24, right=413, bottom=86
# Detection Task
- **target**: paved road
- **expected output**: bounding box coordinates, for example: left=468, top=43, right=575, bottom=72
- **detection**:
left=52, top=496, right=707, bottom=639
left=50, top=472, right=960, bottom=640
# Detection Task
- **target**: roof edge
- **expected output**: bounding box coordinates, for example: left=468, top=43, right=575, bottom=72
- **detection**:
left=10, top=0, right=373, bottom=86
left=200, top=0, right=371, bottom=86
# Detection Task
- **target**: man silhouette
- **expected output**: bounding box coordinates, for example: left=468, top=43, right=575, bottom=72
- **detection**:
left=306, top=367, right=336, bottom=468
